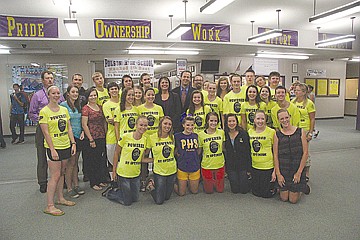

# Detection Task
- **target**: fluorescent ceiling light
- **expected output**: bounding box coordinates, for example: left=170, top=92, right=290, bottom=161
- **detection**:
left=349, top=57, right=360, bottom=62
left=10, top=49, right=52, bottom=54
left=167, top=23, right=191, bottom=38
left=315, top=34, right=356, bottom=47
left=129, top=47, right=201, bottom=51
left=0, top=44, right=9, bottom=48
left=128, top=50, right=199, bottom=55
left=255, top=53, right=309, bottom=60
left=309, top=0, right=360, bottom=24
left=0, top=49, right=10, bottom=54
left=248, top=29, right=283, bottom=42
left=200, top=0, right=235, bottom=14
left=64, top=19, right=81, bottom=37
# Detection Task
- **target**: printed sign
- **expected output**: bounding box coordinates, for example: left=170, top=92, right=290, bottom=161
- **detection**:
left=318, top=33, right=352, bottom=49
left=0, top=15, right=58, bottom=38
left=181, top=23, right=230, bottom=42
left=306, top=69, right=326, bottom=77
left=94, top=19, right=151, bottom=39
left=176, top=59, right=187, bottom=77
left=104, top=58, right=154, bottom=78
left=258, top=27, right=298, bottom=46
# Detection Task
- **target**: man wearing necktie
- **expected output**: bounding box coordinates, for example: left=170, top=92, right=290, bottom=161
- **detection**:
left=172, top=71, right=195, bottom=114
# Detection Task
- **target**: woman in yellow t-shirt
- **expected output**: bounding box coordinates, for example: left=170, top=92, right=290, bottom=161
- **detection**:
left=112, top=116, right=149, bottom=206
left=39, top=86, right=76, bottom=216
left=198, top=112, right=225, bottom=194
left=240, top=85, right=266, bottom=131
left=187, top=90, right=212, bottom=134
left=248, top=110, right=276, bottom=198
left=292, top=83, right=316, bottom=181
left=260, top=86, right=277, bottom=128
left=114, top=88, right=138, bottom=141
left=146, top=116, right=177, bottom=204
left=133, top=86, right=144, bottom=107
left=137, top=88, right=164, bottom=191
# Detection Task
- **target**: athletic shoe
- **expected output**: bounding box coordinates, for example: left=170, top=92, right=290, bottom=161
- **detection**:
left=304, top=184, right=311, bottom=195
left=11, top=139, right=17, bottom=144
left=74, top=186, right=85, bottom=195
left=68, top=189, right=80, bottom=198
left=16, top=140, right=25, bottom=144
left=313, top=130, right=319, bottom=138
left=140, top=181, right=146, bottom=192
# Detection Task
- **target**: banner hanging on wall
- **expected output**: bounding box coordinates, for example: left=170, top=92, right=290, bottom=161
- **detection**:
left=104, top=58, right=154, bottom=78
left=257, top=27, right=298, bottom=46
left=181, top=23, right=230, bottom=42
left=94, top=19, right=151, bottom=39
left=0, top=15, right=58, bottom=38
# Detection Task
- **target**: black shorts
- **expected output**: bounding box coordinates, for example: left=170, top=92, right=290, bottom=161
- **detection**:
left=75, top=138, right=84, bottom=152
left=46, top=147, right=71, bottom=161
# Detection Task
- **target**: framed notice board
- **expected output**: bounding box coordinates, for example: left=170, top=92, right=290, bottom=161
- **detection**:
left=328, top=79, right=340, bottom=96
left=316, top=79, right=328, bottom=96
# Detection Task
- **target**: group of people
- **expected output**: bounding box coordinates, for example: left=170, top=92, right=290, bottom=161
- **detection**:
left=29, top=69, right=316, bottom=216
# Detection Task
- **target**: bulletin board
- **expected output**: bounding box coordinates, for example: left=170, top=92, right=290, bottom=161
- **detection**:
left=328, top=79, right=340, bottom=96
left=316, top=79, right=328, bottom=96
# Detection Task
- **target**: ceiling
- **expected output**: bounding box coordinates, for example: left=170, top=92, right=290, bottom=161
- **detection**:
left=1, top=0, right=360, bottom=71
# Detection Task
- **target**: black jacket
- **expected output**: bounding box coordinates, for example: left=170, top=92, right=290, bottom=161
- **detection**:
left=154, top=91, right=182, bottom=133
left=224, top=130, right=252, bottom=173
left=172, top=86, right=195, bottom=114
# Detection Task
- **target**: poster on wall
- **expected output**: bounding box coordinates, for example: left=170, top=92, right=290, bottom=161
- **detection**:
left=328, top=79, right=340, bottom=96
left=316, top=79, right=328, bottom=96
left=11, top=64, right=67, bottom=93
left=176, top=59, right=187, bottom=77
left=253, top=58, right=279, bottom=75
left=104, top=58, right=154, bottom=78
left=305, top=78, right=316, bottom=89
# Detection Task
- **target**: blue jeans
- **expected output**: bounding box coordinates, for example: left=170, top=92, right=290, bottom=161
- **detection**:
left=151, top=173, right=176, bottom=205
left=117, top=175, right=140, bottom=206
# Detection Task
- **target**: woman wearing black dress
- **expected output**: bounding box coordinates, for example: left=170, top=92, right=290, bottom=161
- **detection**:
left=273, top=109, right=309, bottom=203
left=154, top=77, right=182, bottom=133
left=224, top=113, right=252, bottom=194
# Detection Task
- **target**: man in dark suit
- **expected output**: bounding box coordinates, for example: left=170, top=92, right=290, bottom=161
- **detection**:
left=172, top=70, right=195, bottom=114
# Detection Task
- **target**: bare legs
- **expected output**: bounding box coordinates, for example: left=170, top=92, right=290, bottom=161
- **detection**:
left=280, top=191, right=301, bottom=204
left=174, top=179, right=199, bottom=196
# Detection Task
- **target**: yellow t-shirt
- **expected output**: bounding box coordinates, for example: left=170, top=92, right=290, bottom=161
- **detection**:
left=147, top=134, right=177, bottom=176
left=240, top=85, right=249, bottom=100
left=223, top=90, right=245, bottom=123
left=201, top=89, right=208, bottom=98
left=96, top=88, right=110, bottom=106
left=204, top=95, right=223, bottom=116
left=248, top=127, right=275, bottom=170
left=137, top=104, right=164, bottom=136
left=103, top=100, right=119, bottom=144
left=271, top=102, right=300, bottom=129
left=187, top=105, right=212, bottom=134
left=39, top=106, right=70, bottom=149
left=265, top=101, right=277, bottom=127
left=291, top=99, right=316, bottom=130
left=114, top=106, right=138, bottom=139
left=198, top=129, right=225, bottom=170
left=240, top=101, right=266, bottom=130
left=116, top=132, right=147, bottom=178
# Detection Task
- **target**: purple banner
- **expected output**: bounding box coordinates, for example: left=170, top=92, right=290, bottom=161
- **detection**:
left=181, top=23, right=230, bottom=42
left=0, top=15, right=58, bottom=38
left=94, top=19, right=151, bottom=39
left=318, top=33, right=352, bottom=49
left=258, top=27, right=298, bottom=46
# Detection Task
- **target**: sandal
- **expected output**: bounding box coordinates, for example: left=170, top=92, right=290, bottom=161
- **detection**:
left=146, top=179, right=155, bottom=192
left=92, top=185, right=103, bottom=191
left=44, top=204, right=64, bottom=216
left=56, top=199, right=76, bottom=206
left=99, top=183, right=108, bottom=187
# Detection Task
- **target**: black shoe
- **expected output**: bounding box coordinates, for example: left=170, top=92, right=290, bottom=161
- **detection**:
left=83, top=175, right=89, bottom=182
left=11, top=138, right=17, bottom=144
left=40, top=184, right=47, bottom=193
left=16, top=140, right=25, bottom=144
left=304, top=185, right=311, bottom=195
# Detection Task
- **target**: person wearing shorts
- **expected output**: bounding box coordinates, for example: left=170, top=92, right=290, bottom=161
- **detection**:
left=174, top=116, right=201, bottom=196
left=39, top=86, right=76, bottom=216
